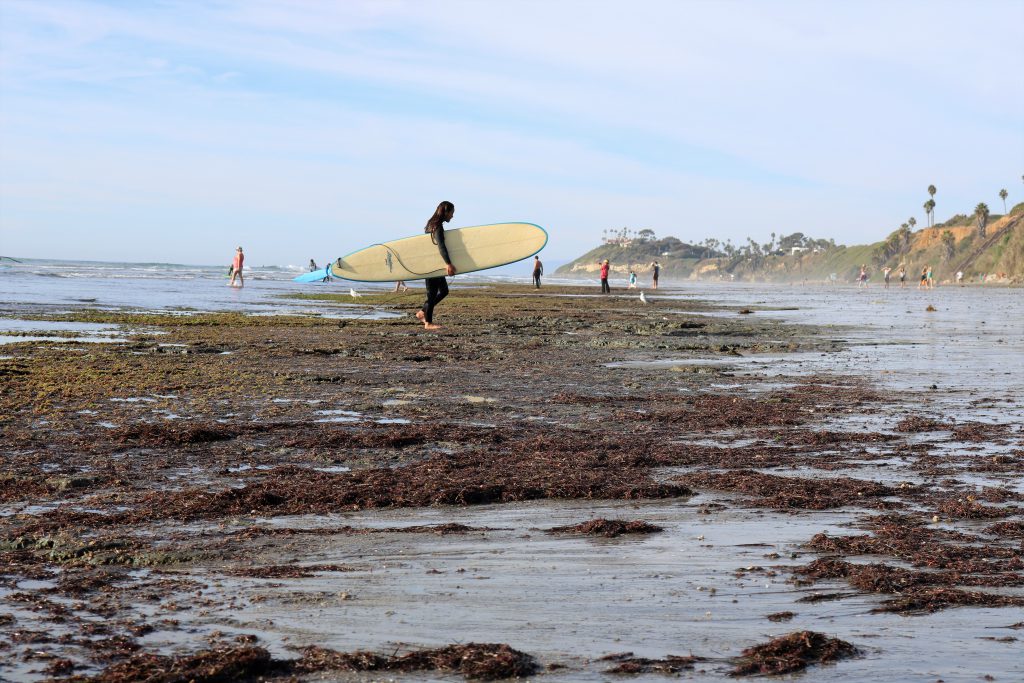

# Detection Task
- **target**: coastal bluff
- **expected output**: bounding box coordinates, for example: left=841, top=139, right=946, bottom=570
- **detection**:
left=556, top=205, right=1024, bottom=284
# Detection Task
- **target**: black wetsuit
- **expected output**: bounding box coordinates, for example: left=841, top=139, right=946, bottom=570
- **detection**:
left=533, top=261, right=543, bottom=288
left=423, top=225, right=451, bottom=324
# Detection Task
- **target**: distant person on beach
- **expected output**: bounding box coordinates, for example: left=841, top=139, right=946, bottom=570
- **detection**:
left=926, top=266, right=935, bottom=288
left=532, top=256, right=543, bottom=288
left=857, top=265, right=868, bottom=288
left=309, top=259, right=317, bottom=272
left=918, top=266, right=927, bottom=289
left=651, top=261, right=660, bottom=289
left=415, top=201, right=456, bottom=331
left=229, top=247, right=244, bottom=287
left=628, top=270, right=637, bottom=288
left=599, top=259, right=611, bottom=294
left=394, top=280, right=409, bottom=292
left=883, top=266, right=891, bottom=289
left=898, top=266, right=906, bottom=288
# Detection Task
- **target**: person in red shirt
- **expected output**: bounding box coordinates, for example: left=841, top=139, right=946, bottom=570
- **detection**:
left=599, top=259, right=610, bottom=294
left=229, top=247, right=244, bottom=287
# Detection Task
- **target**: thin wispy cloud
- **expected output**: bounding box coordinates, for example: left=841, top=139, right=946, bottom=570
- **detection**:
left=1, top=0, right=1022, bottom=264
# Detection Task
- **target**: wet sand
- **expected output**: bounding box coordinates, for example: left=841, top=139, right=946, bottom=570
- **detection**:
left=1, top=284, right=1021, bottom=681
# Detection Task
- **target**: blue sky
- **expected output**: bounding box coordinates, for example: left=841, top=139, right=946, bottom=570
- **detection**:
left=1, top=0, right=1022, bottom=266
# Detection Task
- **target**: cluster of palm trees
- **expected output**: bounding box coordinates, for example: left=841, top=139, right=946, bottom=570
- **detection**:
left=601, top=227, right=657, bottom=245
left=917, top=183, right=1011, bottom=245
left=923, top=185, right=937, bottom=227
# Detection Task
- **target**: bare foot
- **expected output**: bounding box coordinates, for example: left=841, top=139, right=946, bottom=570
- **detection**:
left=415, top=310, right=425, bottom=321
left=423, top=322, right=442, bottom=330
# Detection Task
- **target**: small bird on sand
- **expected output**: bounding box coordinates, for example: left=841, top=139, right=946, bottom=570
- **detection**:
left=639, top=291, right=648, bottom=304
left=349, top=288, right=362, bottom=298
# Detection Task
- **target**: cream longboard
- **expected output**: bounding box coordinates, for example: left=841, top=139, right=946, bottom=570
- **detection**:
left=328, top=222, right=547, bottom=282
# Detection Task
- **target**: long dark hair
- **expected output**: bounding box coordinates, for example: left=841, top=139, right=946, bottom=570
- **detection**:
left=425, top=201, right=454, bottom=242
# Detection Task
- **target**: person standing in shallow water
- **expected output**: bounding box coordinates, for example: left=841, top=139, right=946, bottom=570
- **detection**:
left=651, top=261, right=660, bottom=289
left=532, top=256, right=543, bottom=289
left=416, top=201, right=457, bottom=330
left=229, top=247, right=244, bottom=287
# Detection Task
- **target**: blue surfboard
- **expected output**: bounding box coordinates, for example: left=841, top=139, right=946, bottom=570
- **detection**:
left=293, top=266, right=333, bottom=283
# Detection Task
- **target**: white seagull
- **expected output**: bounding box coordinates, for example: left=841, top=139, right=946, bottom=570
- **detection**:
left=639, top=291, right=648, bottom=304
left=349, top=288, right=362, bottom=298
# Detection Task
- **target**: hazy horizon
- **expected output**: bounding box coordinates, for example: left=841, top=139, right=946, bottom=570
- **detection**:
left=2, top=1, right=1022, bottom=265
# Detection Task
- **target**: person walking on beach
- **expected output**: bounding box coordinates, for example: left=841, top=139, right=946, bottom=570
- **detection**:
left=599, top=259, right=611, bottom=294
left=857, top=265, right=868, bottom=288
left=309, top=259, right=318, bottom=272
left=229, top=247, right=244, bottom=287
left=394, top=280, right=409, bottom=292
left=651, top=261, right=660, bottom=289
left=918, top=266, right=928, bottom=289
left=415, top=201, right=457, bottom=331
left=628, top=270, right=637, bottom=288
left=898, top=266, right=907, bottom=288
left=532, top=256, right=544, bottom=289
left=883, top=266, right=891, bottom=289
left=926, top=265, right=935, bottom=289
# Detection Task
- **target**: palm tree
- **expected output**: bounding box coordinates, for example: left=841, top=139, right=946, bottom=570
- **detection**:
left=999, top=189, right=1008, bottom=213
left=940, top=230, right=956, bottom=262
left=975, top=202, right=990, bottom=239
left=908, top=217, right=916, bottom=231
left=924, top=200, right=936, bottom=227
left=927, top=185, right=937, bottom=226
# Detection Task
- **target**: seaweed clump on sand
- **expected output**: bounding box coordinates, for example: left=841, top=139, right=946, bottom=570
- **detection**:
left=599, top=652, right=701, bottom=674
left=935, top=497, right=1018, bottom=519
left=730, top=631, right=858, bottom=676
left=894, top=416, right=952, bottom=432
left=677, top=469, right=896, bottom=510
left=986, top=521, right=1024, bottom=539
left=294, top=643, right=539, bottom=680
left=547, top=519, right=664, bottom=538
left=127, top=456, right=692, bottom=521
left=805, top=514, right=1023, bottom=575
left=796, top=514, right=1024, bottom=613
left=224, top=563, right=354, bottom=579
left=108, top=421, right=279, bottom=447
left=57, top=646, right=278, bottom=682
left=59, top=643, right=538, bottom=682
left=620, top=394, right=809, bottom=430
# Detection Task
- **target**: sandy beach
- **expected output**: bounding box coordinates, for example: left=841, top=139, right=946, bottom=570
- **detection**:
left=1, top=277, right=1021, bottom=681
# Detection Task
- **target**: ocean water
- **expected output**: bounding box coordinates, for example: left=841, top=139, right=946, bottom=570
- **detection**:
left=0, top=257, right=554, bottom=316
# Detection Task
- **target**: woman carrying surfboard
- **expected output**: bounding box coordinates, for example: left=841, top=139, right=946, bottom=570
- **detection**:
left=416, top=201, right=457, bottom=330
